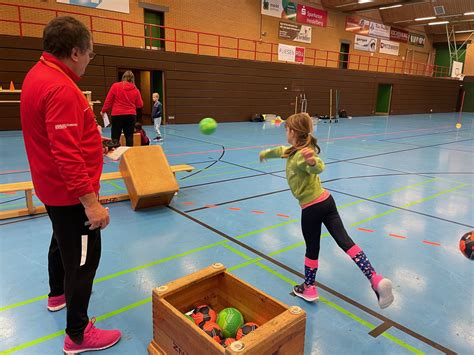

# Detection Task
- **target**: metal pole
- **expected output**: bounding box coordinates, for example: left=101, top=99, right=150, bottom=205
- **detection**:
left=329, top=89, right=333, bottom=121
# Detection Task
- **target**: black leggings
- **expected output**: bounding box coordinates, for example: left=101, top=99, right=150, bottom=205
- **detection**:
left=301, top=194, right=355, bottom=260
left=46, top=204, right=101, bottom=342
left=111, top=114, right=136, bottom=147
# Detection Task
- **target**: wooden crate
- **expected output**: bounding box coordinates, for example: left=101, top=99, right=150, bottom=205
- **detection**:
left=148, top=263, right=306, bottom=355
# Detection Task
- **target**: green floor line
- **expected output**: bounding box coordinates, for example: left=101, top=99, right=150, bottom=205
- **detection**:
left=0, top=177, right=445, bottom=313
left=0, top=298, right=151, bottom=354
left=0, top=220, right=295, bottom=313
left=251, top=261, right=424, bottom=354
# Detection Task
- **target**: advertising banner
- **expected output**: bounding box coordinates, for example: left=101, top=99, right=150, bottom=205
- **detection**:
left=345, top=16, right=370, bottom=35
left=354, top=34, right=377, bottom=52
left=279, top=22, right=312, bottom=43
left=390, top=27, right=409, bottom=43
left=369, top=22, right=390, bottom=39
left=296, top=4, right=327, bottom=27
left=278, top=43, right=305, bottom=63
left=262, top=0, right=297, bottom=20
left=57, top=0, right=129, bottom=14
left=380, top=39, right=400, bottom=55
left=409, top=33, right=426, bottom=47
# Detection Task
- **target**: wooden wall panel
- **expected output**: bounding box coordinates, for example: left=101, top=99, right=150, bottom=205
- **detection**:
left=0, top=34, right=460, bottom=130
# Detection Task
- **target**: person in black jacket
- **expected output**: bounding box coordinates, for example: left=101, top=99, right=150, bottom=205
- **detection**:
left=152, top=92, right=163, bottom=142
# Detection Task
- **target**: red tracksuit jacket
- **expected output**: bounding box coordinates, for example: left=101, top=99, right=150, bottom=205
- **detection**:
left=101, top=81, right=143, bottom=116
left=20, top=52, right=103, bottom=206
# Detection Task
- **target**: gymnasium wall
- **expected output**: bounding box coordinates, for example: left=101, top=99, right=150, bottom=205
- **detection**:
left=0, top=0, right=433, bottom=72
left=0, top=34, right=461, bottom=130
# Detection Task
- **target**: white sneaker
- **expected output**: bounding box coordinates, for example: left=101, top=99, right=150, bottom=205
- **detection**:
left=373, top=278, right=394, bottom=309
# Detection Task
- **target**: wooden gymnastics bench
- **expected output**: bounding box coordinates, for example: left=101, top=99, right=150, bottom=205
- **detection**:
left=0, top=164, right=194, bottom=220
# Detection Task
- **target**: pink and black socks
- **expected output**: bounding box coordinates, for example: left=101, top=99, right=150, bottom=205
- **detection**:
left=304, top=257, right=318, bottom=286
left=346, top=245, right=379, bottom=284
left=346, top=245, right=394, bottom=308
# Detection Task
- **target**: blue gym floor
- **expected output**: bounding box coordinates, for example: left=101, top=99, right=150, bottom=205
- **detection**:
left=1, top=113, right=473, bottom=354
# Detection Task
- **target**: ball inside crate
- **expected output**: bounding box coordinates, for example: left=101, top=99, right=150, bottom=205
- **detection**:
left=148, top=263, right=306, bottom=354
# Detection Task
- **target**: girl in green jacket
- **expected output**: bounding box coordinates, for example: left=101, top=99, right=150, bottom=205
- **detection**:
left=259, top=113, right=394, bottom=309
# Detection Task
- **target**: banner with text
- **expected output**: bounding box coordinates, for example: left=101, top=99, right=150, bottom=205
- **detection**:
left=262, top=0, right=297, bottom=20
left=279, top=22, right=312, bottom=43
left=390, top=27, right=409, bottom=43
left=354, top=34, right=377, bottom=52
left=369, top=22, right=390, bottom=39
left=379, top=39, right=400, bottom=55
left=57, top=0, right=129, bottom=14
left=296, top=4, right=327, bottom=27
left=409, top=33, right=426, bottom=47
left=278, top=43, right=305, bottom=63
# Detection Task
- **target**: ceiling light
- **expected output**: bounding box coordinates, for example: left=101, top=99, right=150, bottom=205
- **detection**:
left=335, top=2, right=358, bottom=7
left=464, top=12, right=474, bottom=16
left=393, top=19, right=413, bottom=24
left=415, top=17, right=436, bottom=21
left=455, top=30, right=474, bottom=34
left=358, top=0, right=373, bottom=3
left=428, top=21, right=449, bottom=25
left=379, top=4, right=402, bottom=10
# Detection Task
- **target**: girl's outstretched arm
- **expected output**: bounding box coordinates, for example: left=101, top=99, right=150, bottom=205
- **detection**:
left=259, top=146, right=289, bottom=162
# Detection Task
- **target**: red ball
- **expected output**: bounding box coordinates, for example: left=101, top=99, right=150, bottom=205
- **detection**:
left=221, top=337, right=236, bottom=348
left=459, top=231, right=474, bottom=260
left=236, top=322, right=259, bottom=340
left=201, top=321, right=222, bottom=343
left=191, top=305, right=217, bottom=325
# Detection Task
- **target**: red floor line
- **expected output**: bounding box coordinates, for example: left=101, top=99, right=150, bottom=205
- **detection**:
left=389, top=233, right=407, bottom=239
left=228, top=207, right=241, bottom=211
left=251, top=210, right=265, bottom=214
left=422, top=240, right=441, bottom=246
left=357, top=228, right=375, bottom=233
left=277, top=213, right=289, bottom=218
left=205, top=204, right=217, bottom=208
left=182, top=202, right=194, bottom=205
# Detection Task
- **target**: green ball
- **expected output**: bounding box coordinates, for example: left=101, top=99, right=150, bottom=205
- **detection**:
left=199, top=117, right=217, bottom=135
left=184, top=314, right=194, bottom=322
left=216, top=308, right=244, bottom=338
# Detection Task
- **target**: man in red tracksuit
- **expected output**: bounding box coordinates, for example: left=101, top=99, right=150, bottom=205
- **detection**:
left=20, top=16, right=121, bottom=353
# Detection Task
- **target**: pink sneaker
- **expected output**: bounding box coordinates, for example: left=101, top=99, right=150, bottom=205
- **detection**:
left=293, top=283, right=319, bottom=302
left=63, top=318, right=121, bottom=354
left=47, top=294, right=66, bottom=312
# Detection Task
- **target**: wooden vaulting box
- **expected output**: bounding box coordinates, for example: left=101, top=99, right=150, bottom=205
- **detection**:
left=119, top=146, right=179, bottom=210
left=148, top=264, right=306, bottom=355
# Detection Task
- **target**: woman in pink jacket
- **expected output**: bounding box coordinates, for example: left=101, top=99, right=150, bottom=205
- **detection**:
left=101, top=70, right=143, bottom=146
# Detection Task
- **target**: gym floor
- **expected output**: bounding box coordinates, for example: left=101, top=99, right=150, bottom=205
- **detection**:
left=1, top=113, right=473, bottom=354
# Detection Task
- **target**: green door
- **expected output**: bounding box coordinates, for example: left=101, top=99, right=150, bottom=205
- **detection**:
left=144, top=10, right=164, bottom=50
left=375, top=84, right=392, bottom=114
left=464, top=82, right=474, bottom=112
left=339, top=42, right=349, bottom=69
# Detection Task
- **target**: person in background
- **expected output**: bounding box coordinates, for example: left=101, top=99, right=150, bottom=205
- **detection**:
left=20, top=16, right=121, bottom=353
left=135, top=121, right=150, bottom=146
left=101, top=70, right=143, bottom=146
left=151, top=92, right=163, bottom=142
left=259, top=113, right=394, bottom=309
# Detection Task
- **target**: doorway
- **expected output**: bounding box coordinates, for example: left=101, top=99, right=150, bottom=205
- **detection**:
left=144, top=9, right=165, bottom=50
left=375, top=84, right=393, bottom=115
left=339, top=42, right=350, bottom=69
left=117, top=69, right=164, bottom=125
